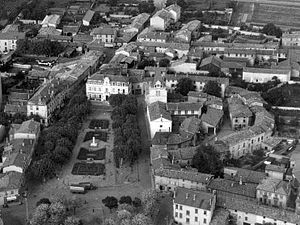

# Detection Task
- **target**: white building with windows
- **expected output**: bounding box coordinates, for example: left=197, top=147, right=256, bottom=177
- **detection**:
left=0, top=32, right=25, bottom=53
left=147, top=101, right=172, bottom=138
left=86, top=73, right=131, bottom=102
left=145, top=73, right=167, bottom=105
left=173, top=187, right=216, bottom=225
left=242, top=67, right=291, bottom=83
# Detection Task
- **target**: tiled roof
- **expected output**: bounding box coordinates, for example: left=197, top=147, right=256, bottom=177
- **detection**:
left=265, top=164, right=286, bottom=173
left=168, top=146, right=197, bottom=161
left=223, top=197, right=300, bottom=224
left=257, top=177, right=289, bottom=195
left=15, top=119, right=40, bottom=134
left=153, top=9, right=172, bottom=21
left=151, top=157, right=179, bottom=171
left=155, top=168, right=213, bottom=183
left=228, top=103, right=252, bottom=118
left=181, top=20, right=201, bottom=32
left=165, top=74, right=229, bottom=85
left=130, top=13, right=150, bottom=29
left=0, top=32, right=25, bottom=40
left=200, top=56, right=222, bottom=68
left=0, top=172, right=23, bottom=192
left=201, top=108, right=223, bottom=127
left=148, top=101, right=171, bottom=121
left=83, top=10, right=95, bottom=23
left=166, top=102, right=202, bottom=111
left=208, top=178, right=257, bottom=199
left=243, top=67, right=290, bottom=75
left=224, top=167, right=267, bottom=184
left=152, top=132, right=172, bottom=145
left=63, top=25, right=80, bottom=34
left=88, top=73, right=129, bottom=82
left=166, top=4, right=181, bottom=14
left=138, top=27, right=169, bottom=40
left=174, top=187, right=214, bottom=210
left=3, top=139, right=35, bottom=169
left=167, top=133, right=192, bottom=145
left=180, top=117, right=201, bottom=135
left=91, top=26, right=116, bottom=35
left=150, top=146, right=168, bottom=161
left=225, top=86, right=249, bottom=96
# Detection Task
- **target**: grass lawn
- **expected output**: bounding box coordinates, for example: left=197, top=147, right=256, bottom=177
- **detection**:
left=71, top=163, right=105, bottom=176
left=84, top=131, right=108, bottom=142
left=89, top=119, right=109, bottom=129
left=77, top=148, right=106, bottom=160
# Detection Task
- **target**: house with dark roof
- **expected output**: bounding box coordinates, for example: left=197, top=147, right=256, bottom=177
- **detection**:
left=173, top=187, right=216, bottom=225
left=207, top=178, right=258, bottom=205
left=200, top=108, right=223, bottom=135
left=224, top=167, right=267, bottom=184
left=147, top=101, right=172, bottom=138
left=154, top=168, right=213, bottom=192
left=199, top=56, right=222, bottom=74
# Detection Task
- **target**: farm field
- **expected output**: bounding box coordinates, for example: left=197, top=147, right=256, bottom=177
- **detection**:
left=249, top=3, right=300, bottom=29
left=185, top=0, right=230, bottom=11
left=233, top=1, right=300, bottom=29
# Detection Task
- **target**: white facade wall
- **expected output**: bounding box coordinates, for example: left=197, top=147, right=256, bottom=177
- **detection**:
left=86, top=79, right=131, bottom=102
left=154, top=176, right=207, bottom=191
left=229, top=209, right=295, bottom=225
left=13, top=133, right=36, bottom=140
left=173, top=203, right=213, bottom=225
left=150, top=16, right=166, bottom=30
left=27, top=104, right=48, bottom=122
left=243, top=71, right=291, bottom=83
left=0, top=39, right=17, bottom=53
left=146, top=87, right=167, bottom=105
left=147, top=108, right=172, bottom=138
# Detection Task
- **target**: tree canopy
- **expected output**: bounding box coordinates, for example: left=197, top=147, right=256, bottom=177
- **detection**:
left=102, top=196, right=119, bottom=211
left=261, top=23, right=282, bottom=38
left=192, top=144, right=223, bottom=176
left=158, top=58, right=170, bottom=67
left=175, top=78, right=196, bottom=96
left=203, top=80, right=222, bottom=98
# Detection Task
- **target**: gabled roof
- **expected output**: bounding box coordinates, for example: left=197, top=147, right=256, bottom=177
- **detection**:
left=174, top=187, right=214, bottom=210
left=257, top=177, right=290, bottom=195
left=166, top=102, right=203, bottom=111
left=15, top=119, right=40, bottom=135
left=228, top=103, right=252, bottom=118
left=200, top=56, right=222, bottom=68
left=0, top=172, right=23, bottom=192
left=148, top=101, right=171, bottom=121
left=201, top=108, right=223, bottom=127
left=83, top=10, right=95, bottom=23
left=208, top=178, right=257, bottom=198
left=224, top=167, right=267, bottom=184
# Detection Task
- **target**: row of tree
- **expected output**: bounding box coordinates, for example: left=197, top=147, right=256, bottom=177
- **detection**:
left=16, top=39, right=65, bottom=57
left=103, top=189, right=159, bottom=225
left=109, top=94, right=142, bottom=167
left=31, top=197, right=82, bottom=225
left=29, top=90, right=91, bottom=181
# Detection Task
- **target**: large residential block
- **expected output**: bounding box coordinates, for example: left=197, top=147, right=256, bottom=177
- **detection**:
left=86, top=73, right=131, bottom=101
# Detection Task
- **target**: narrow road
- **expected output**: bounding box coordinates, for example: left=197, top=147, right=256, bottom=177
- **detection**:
left=134, top=96, right=152, bottom=189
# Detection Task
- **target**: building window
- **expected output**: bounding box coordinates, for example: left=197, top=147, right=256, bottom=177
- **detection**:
left=186, top=210, right=190, bottom=216
left=179, top=213, right=182, bottom=218
left=195, top=217, right=198, bottom=222
left=88, top=87, right=91, bottom=91
left=195, top=209, right=198, bottom=214
left=180, top=206, right=182, bottom=210
left=204, top=218, right=207, bottom=224
left=245, top=217, right=248, bottom=221
left=36, top=107, right=39, bottom=110
left=186, top=218, right=190, bottom=224
left=160, top=125, right=163, bottom=128
left=176, top=204, right=178, bottom=209
left=175, top=212, right=178, bottom=217
left=204, top=211, right=207, bottom=215
left=156, top=91, right=160, bottom=96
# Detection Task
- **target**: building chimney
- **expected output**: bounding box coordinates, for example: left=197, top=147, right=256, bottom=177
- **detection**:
left=193, top=194, right=196, bottom=201
left=239, top=176, right=243, bottom=185
left=186, top=193, right=189, bottom=199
